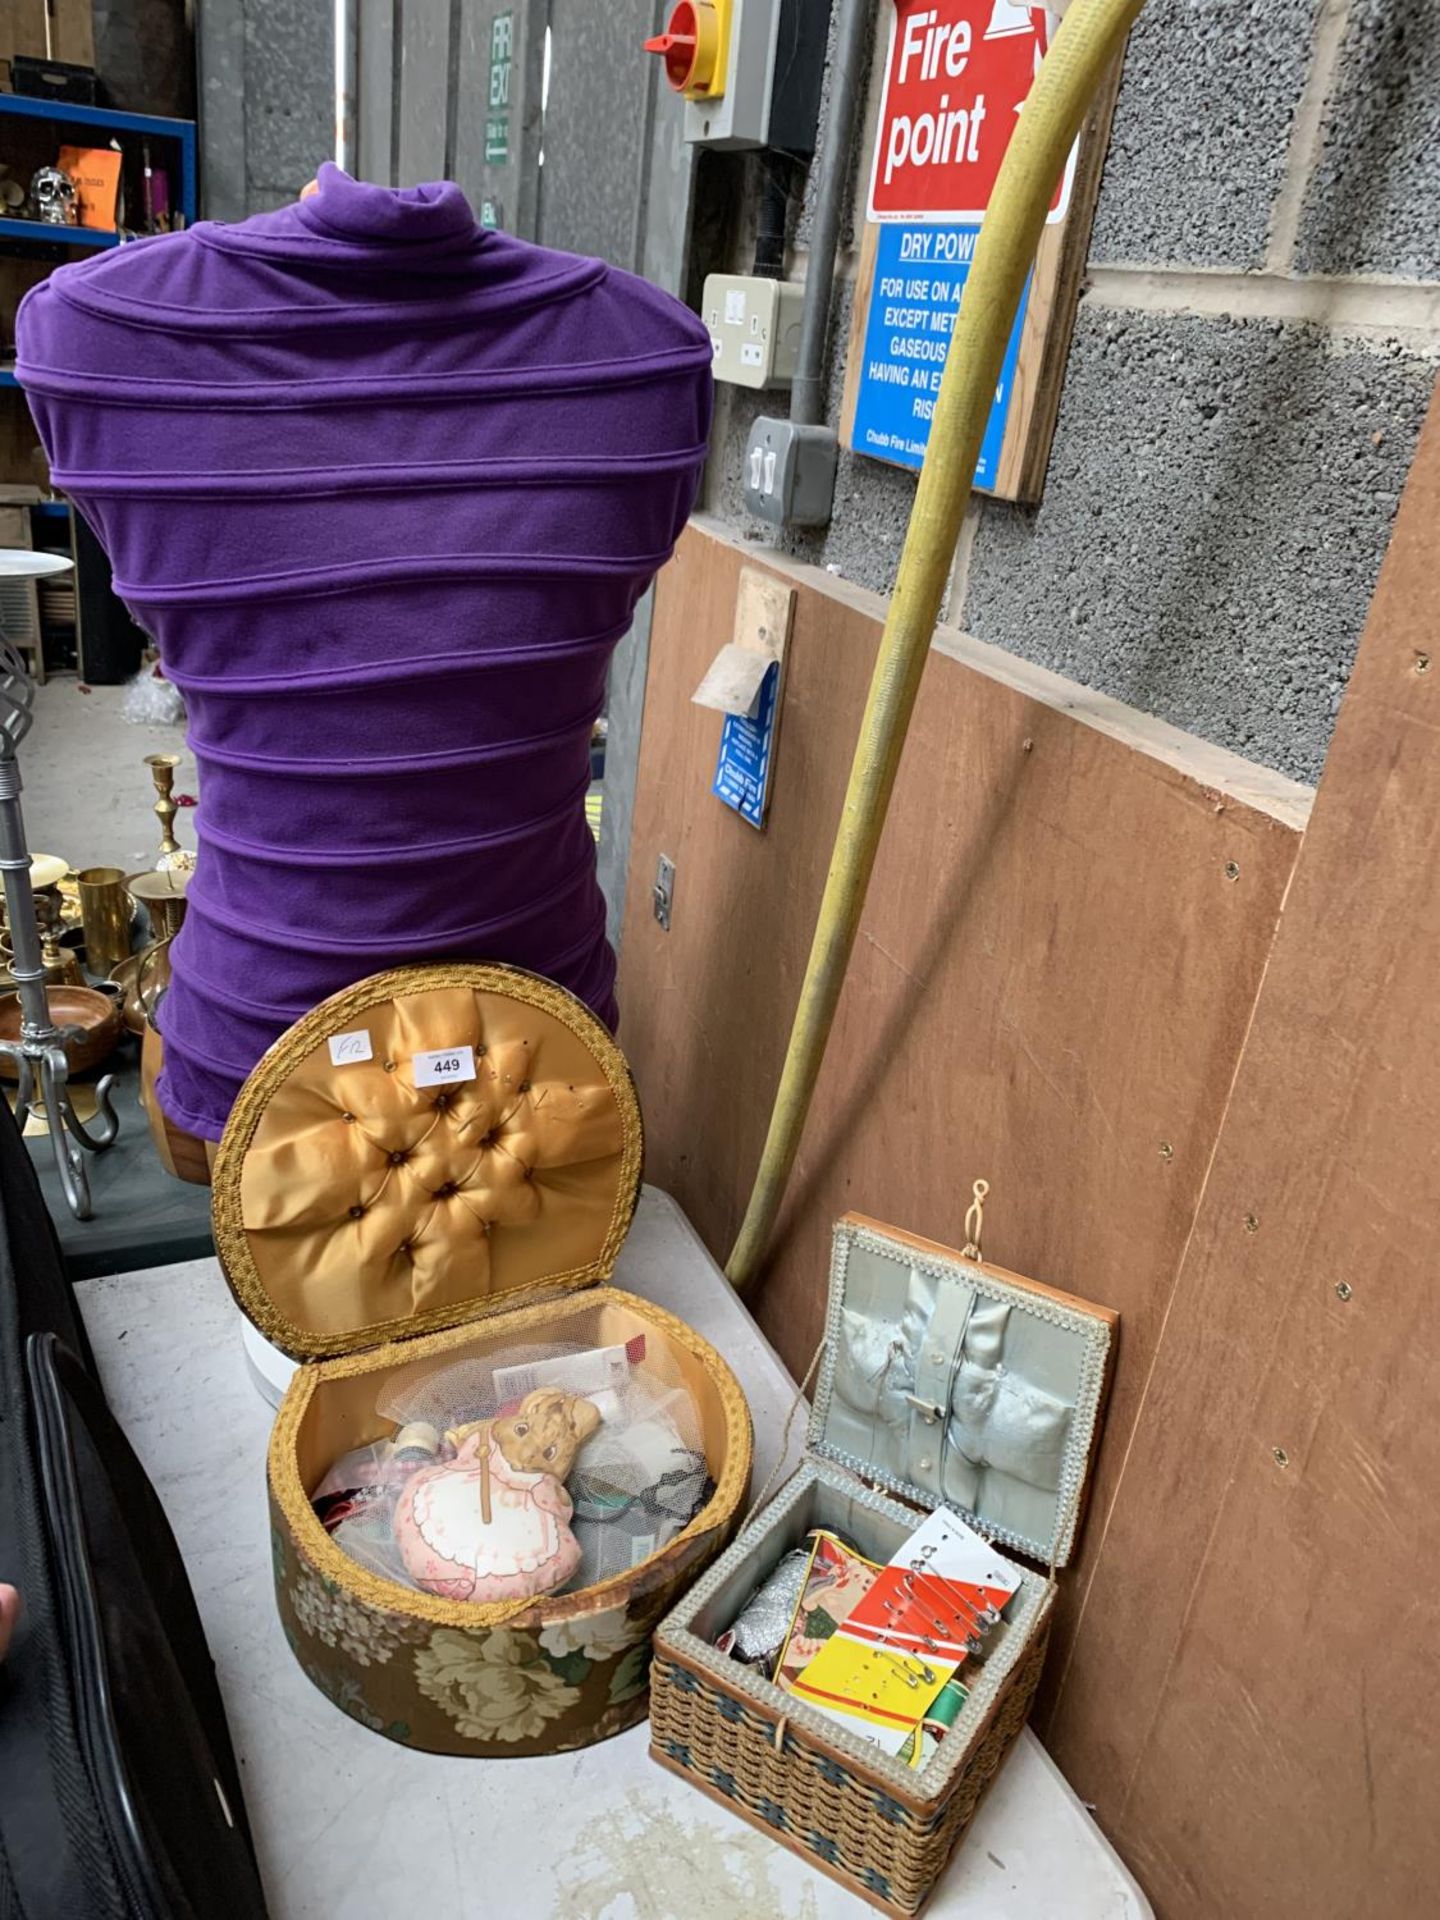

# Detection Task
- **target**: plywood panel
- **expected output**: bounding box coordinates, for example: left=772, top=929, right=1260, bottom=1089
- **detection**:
left=1046, top=377, right=1440, bottom=1915
left=619, top=516, right=1307, bottom=1685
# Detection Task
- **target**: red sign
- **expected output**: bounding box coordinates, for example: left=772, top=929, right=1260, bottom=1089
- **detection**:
left=866, top=2, right=1074, bottom=226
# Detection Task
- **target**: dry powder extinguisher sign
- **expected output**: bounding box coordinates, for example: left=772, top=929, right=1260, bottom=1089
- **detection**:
left=867, top=2, right=1075, bottom=226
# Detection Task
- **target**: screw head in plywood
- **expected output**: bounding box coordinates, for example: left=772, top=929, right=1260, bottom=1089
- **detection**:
left=1159, top=1141, right=1174, bottom=1161
left=1415, top=652, right=1431, bottom=676
left=1224, top=861, right=1241, bottom=882
left=1335, top=1280, right=1353, bottom=1302
left=1244, top=1213, right=1260, bottom=1234
left=1272, top=1447, right=1290, bottom=1468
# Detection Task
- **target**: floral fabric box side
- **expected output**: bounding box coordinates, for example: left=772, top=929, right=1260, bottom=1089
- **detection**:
left=212, top=964, right=754, bottom=1759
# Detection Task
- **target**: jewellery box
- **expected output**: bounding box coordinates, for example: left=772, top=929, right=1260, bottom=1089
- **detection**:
left=210, top=962, right=752, bottom=1758
left=649, top=1211, right=1116, bottom=1914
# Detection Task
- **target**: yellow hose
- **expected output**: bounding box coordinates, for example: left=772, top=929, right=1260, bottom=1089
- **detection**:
left=726, top=0, right=1148, bottom=1291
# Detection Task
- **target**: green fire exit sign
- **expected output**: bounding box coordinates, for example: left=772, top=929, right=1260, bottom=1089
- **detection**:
left=486, top=11, right=513, bottom=164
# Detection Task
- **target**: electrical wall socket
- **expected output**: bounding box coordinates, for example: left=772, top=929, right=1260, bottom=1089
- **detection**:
left=743, top=415, right=839, bottom=528
left=703, top=274, right=804, bottom=389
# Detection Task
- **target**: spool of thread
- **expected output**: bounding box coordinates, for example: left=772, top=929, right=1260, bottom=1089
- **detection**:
left=923, top=1676, right=969, bottom=1734
left=715, top=1546, right=813, bottom=1667
left=899, top=1674, right=971, bottom=1769
left=393, top=1421, right=440, bottom=1462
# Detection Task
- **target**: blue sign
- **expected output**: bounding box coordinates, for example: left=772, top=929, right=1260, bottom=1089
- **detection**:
left=850, top=222, right=1030, bottom=486
left=713, top=659, right=780, bottom=830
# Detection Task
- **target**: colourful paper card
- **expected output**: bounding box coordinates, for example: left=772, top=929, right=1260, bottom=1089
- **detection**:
left=772, top=1531, right=883, bottom=1689
left=788, top=1632, right=950, bottom=1738
left=788, top=1509, right=1021, bottom=1756
left=841, top=1509, right=1020, bottom=1663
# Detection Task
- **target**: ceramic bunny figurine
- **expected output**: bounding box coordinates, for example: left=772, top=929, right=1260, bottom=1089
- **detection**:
left=393, top=1390, right=602, bottom=1603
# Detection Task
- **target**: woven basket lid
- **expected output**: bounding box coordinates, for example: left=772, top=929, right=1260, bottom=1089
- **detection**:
left=211, top=964, right=643, bottom=1362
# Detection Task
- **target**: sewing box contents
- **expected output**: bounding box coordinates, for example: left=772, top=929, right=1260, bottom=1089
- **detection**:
left=649, top=1206, right=1117, bottom=1915
left=314, top=1335, right=713, bottom=1604
left=210, top=962, right=752, bottom=1758
left=750, top=1508, right=1021, bottom=1761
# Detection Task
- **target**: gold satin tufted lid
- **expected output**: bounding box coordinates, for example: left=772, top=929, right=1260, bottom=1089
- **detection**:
left=211, top=964, right=643, bottom=1361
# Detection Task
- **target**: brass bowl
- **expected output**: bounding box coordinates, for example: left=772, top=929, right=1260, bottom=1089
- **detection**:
left=0, top=986, right=124, bottom=1080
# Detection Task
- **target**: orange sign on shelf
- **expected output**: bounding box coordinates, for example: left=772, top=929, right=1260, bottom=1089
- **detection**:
left=57, top=145, right=122, bottom=231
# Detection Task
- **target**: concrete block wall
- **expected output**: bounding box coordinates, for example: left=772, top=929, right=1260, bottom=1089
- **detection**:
left=541, top=0, right=659, bottom=267
left=711, top=0, right=1440, bottom=784
left=198, top=0, right=334, bottom=219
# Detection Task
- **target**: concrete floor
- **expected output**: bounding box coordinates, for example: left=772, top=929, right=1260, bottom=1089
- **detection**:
left=20, top=672, right=199, bottom=875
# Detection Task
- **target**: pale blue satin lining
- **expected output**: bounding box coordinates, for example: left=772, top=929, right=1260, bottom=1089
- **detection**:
left=829, top=1256, right=1077, bottom=1547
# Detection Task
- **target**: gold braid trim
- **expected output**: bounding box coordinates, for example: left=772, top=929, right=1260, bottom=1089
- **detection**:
left=269, top=1285, right=754, bottom=1631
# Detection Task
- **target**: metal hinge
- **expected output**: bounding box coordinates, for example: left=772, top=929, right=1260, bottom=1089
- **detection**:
left=652, top=853, right=675, bottom=931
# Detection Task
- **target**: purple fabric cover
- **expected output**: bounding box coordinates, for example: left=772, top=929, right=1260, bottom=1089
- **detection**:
left=16, top=166, right=711, bottom=1141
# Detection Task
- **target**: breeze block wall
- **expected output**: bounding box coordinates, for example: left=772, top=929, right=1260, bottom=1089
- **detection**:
left=714, top=0, right=1440, bottom=784
left=198, top=0, right=334, bottom=219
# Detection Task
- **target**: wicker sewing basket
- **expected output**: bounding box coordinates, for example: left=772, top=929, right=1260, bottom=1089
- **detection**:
left=649, top=1214, right=1116, bottom=1914
left=211, top=962, right=752, bottom=1758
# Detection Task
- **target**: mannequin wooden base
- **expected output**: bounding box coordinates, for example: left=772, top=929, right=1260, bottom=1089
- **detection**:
left=141, top=1025, right=216, bottom=1187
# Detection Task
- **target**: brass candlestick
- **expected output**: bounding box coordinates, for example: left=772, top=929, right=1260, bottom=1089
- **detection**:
left=0, top=855, right=80, bottom=988
left=127, top=865, right=189, bottom=942
left=36, top=884, right=82, bottom=986
left=143, top=752, right=184, bottom=867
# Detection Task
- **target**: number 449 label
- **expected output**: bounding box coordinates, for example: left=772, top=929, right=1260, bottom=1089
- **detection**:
left=413, top=1045, right=477, bottom=1089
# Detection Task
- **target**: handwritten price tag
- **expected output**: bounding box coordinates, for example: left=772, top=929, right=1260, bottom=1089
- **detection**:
left=328, top=1030, right=373, bottom=1067
left=413, top=1045, right=477, bottom=1089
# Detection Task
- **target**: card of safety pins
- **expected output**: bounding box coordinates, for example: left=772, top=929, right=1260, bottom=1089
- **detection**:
left=789, top=1509, right=1021, bottom=1753
left=844, top=1507, right=1022, bottom=1659
left=899, top=1508, right=1022, bottom=1603
left=788, top=1637, right=951, bottom=1755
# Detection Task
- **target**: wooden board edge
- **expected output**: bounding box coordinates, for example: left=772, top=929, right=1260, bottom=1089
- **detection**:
left=986, top=214, right=1065, bottom=500
left=684, top=516, right=1315, bottom=834
left=1010, top=54, right=1126, bottom=502
left=837, top=1211, right=1121, bottom=1333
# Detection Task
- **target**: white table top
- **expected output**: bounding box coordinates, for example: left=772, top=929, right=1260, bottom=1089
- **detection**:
left=77, top=1187, right=1149, bottom=1920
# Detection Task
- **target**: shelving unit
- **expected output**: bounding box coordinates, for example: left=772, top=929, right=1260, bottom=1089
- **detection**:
left=0, top=92, right=197, bottom=218
left=0, top=213, right=116, bottom=248
left=0, top=89, right=198, bottom=677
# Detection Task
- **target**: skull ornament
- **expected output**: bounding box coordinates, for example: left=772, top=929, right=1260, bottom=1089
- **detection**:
left=29, top=166, right=77, bottom=226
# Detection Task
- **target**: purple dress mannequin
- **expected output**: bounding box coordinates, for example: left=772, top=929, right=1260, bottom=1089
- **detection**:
left=16, top=166, right=711, bottom=1141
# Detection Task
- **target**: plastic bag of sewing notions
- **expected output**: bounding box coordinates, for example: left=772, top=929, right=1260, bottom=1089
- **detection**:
left=313, top=1334, right=714, bottom=1596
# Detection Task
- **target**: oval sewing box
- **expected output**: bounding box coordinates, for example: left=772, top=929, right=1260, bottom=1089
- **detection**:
left=210, top=962, right=753, bottom=1758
